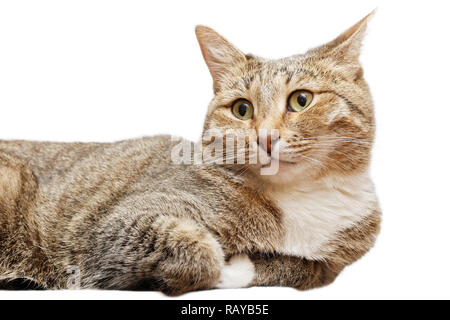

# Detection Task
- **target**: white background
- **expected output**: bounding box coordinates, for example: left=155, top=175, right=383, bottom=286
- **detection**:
left=1, top=0, right=449, bottom=300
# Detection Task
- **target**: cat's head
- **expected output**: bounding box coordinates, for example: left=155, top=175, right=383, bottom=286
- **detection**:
left=196, top=12, right=375, bottom=184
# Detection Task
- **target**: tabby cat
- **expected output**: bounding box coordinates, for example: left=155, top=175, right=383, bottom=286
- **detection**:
left=0, top=12, right=380, bottom=295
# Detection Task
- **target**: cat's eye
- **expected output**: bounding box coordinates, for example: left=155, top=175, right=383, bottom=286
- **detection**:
left=231, top=99, right=254, bottom=120
left=288, top=90, right=313, bottom=112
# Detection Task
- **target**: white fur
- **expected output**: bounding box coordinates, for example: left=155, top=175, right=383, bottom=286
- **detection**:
left=274, top=170, right=377, bottom=260
left=216, top=254, right=255, bottom=289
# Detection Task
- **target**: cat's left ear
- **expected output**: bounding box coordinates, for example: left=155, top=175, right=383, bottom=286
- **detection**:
left=195, top=25, right=246, bottom=92
left=310, top=10, right=375, bottom=75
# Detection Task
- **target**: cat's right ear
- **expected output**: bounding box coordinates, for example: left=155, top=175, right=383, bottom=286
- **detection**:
left=195, top=26, right=246, bottom=92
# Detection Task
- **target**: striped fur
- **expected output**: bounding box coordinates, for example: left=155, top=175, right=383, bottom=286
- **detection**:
left=0, top=12, right=380, bottom=295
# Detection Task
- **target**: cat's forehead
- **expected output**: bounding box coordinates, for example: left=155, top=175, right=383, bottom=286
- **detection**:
left=220, top=54, right=317, bottom=104
left=243, top=55, right=304, bottom=81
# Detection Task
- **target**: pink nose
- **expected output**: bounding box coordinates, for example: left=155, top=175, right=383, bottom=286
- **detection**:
left=257, top=135, right=277, bottom=155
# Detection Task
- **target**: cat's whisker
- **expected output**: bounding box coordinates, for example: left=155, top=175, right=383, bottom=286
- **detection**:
left=297, top=135, right=371, bottom=144
left=294, top=153, right=326, bottom=167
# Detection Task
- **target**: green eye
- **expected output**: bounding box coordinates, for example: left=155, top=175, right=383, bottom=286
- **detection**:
left=288, top=90, right=313, bottom=112
left=232, top=99, right=254, bottom=120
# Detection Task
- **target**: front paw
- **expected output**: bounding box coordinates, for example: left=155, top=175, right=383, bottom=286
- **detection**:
left=216, top=254, right=255, bottom=289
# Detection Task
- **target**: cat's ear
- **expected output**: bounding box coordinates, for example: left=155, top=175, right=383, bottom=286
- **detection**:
left=310, top=11, right=375, bottom=74
left=195, top=26, right=246, bottom=91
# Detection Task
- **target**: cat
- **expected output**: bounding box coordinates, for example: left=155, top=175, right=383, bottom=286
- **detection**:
left=0, top=12, right=380, bottom=295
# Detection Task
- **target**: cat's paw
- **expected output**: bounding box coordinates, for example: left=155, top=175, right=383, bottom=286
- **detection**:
left=216, top=254, right=255, bottom=289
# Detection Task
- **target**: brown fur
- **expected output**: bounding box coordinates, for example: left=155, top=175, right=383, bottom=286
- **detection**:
left=0, top=12, right=380, bottom=295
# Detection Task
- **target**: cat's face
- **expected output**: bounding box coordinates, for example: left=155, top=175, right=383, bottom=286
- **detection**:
left=196, top=13, right=375, bottom=184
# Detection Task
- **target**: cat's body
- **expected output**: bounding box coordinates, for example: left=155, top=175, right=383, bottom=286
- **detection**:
left=0, top=137, right=379, bottom=293
left=0, top=13, right=381, bottom=295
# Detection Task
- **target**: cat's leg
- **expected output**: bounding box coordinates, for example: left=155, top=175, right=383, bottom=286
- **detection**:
left=217, top=209, right=380, bottom=290
left=147, top=216, right=225, bottom=295
left=251, top=253, right=341, bottom=290
left=0, top=151, right=53, bottom=288
left=217, top=253, right=341, bottom=290
left=80, top=214, right=224, bottom=295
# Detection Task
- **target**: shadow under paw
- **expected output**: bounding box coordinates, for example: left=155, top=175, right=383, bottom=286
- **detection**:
left=0, top=278, right=45, bottom=290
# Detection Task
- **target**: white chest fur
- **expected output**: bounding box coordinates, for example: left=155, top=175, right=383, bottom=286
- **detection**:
left=273, top=171, right=378, bottom=260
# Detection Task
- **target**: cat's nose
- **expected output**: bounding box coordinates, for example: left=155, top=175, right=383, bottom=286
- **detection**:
left=257, top=135, right=279, bottom=155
